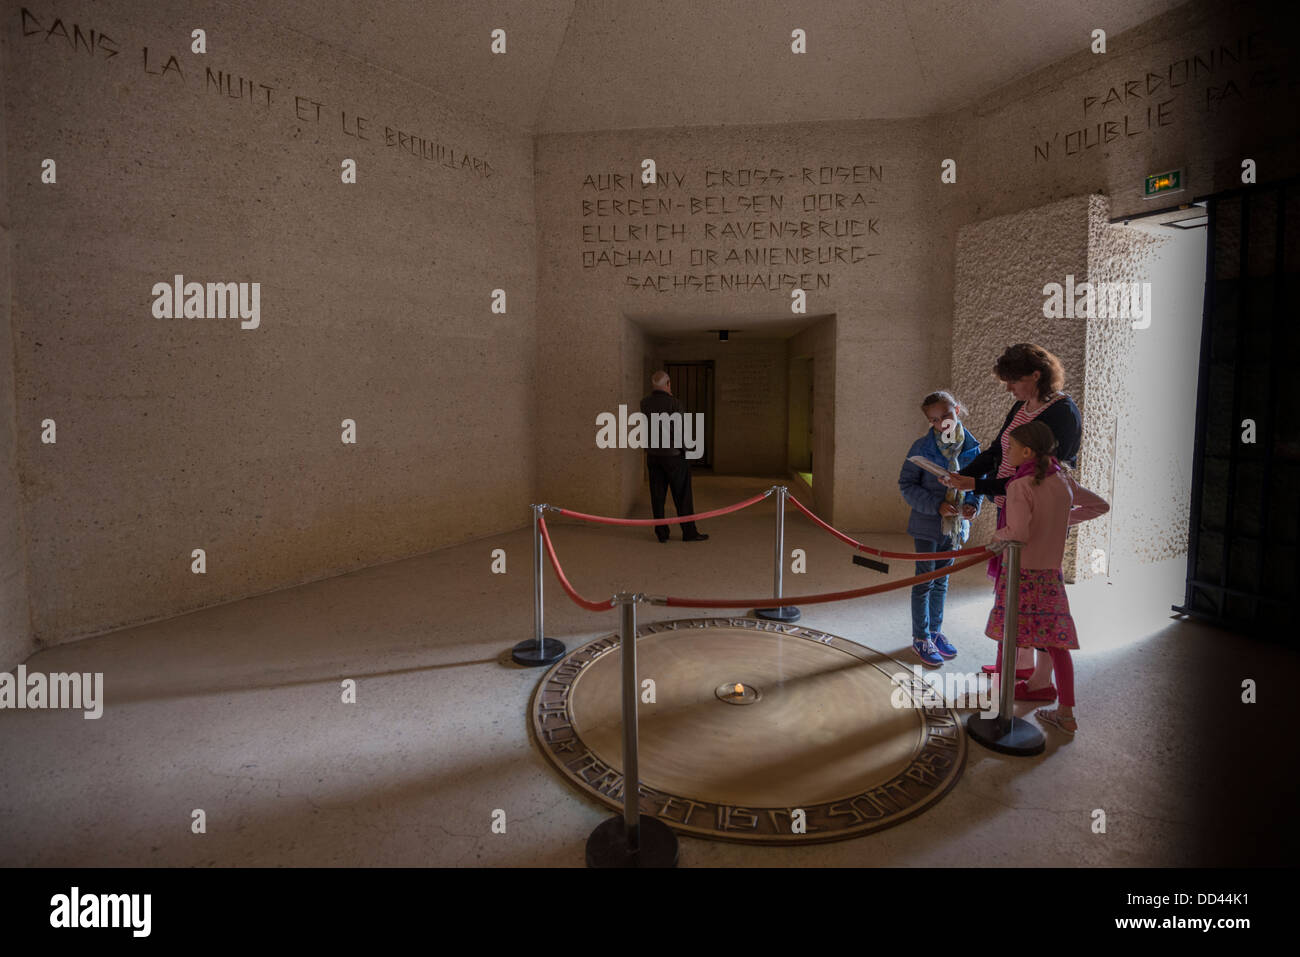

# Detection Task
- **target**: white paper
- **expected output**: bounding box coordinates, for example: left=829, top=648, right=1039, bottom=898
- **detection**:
left=908, top=455, right=953, bottom=479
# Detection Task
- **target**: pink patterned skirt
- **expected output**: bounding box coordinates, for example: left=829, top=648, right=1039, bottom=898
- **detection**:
left=984, top=567, right=1079, bottom=650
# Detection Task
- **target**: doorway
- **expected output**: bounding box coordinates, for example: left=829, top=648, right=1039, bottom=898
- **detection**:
left=1105, top=217, right=1207, bottom=579
left=788, top=355, right=814, bottom=486
left=664, top=360, right=714, bottom=469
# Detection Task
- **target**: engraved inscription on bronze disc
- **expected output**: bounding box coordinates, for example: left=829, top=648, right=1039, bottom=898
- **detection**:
left=530, top=617, right=966, bottom=844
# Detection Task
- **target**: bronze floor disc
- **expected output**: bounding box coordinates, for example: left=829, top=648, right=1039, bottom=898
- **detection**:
left=531, top=617, right=966, bottom=844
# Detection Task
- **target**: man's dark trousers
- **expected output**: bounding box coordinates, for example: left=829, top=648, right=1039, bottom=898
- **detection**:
left=648, top=455, right=699, bottom=540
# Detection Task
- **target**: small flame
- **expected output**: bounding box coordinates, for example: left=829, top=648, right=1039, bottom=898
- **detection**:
left=733, top=683, right=745, bottom=696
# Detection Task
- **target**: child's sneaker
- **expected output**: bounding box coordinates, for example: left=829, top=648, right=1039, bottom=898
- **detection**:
left=912, top=637, right=944, bottom=668
left=930, top=632, right=957, bottom=659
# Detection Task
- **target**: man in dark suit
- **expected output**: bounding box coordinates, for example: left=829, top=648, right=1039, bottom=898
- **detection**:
left=641, top=371, right=709, bottom=543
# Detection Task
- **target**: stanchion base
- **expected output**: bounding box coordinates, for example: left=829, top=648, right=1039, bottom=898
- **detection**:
left=586, top=814, right=679, bottom=868
left=755, top=606, right=801, bottom=622
left=511, top=637, right=566, bottom=667
left=965, top=712, right=1046, bottom=756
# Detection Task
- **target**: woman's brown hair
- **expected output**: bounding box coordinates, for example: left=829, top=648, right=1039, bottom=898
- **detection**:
left=994, top=343, right=1065, bottom=400
left=1009, top=420, right=1058, bottom=484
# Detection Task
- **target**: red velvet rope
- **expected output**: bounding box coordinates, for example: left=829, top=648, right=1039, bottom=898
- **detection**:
left=662, top=553, right=990, bottom=609
left=552, top=491, right=769, bottom=527
left=539, top=488, right=996, bottom=614
left=537, top=515, right=616, bottom=611
left=786, top=494, right=990, bottom=560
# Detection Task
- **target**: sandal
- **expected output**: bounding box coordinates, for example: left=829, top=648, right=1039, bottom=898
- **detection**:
left=1015, top=680, right=1057, bottom=702
left=1035, top=708, right=1077, bottom=735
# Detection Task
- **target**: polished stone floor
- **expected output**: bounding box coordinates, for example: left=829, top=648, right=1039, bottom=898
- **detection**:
left=1, top=475, right=1291, bottom=867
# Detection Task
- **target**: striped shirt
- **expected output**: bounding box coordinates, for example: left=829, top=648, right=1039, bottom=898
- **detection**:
left=995, top=393, right=1064, bottom=511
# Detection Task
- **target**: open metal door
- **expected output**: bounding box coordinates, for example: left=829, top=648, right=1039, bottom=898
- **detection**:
left=1175, top=179, right=1299, bottom=633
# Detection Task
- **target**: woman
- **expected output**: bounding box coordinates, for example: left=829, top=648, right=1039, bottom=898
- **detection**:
left=941, top=343, right=1082, bottom=677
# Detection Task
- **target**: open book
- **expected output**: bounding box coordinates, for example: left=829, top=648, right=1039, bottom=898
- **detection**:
left=907, top=455, right=954, bottom=480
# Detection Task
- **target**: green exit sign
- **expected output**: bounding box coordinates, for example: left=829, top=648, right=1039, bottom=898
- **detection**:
left=1145, top=169, right=1183, bottom=197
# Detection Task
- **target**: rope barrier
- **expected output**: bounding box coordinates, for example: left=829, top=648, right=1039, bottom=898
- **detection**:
left=661, top=553, right=990, bottom=609
left=551, top=490, right=771, bottom=527
left=537, top=486, right=996, bottom=614
left=786, top=493, right=990, bottom=560
left=532, top=481, right=1025, bottom=859
left=537, top=515, right=616, bottom=612
left=550, top=487, right=981, bottom=560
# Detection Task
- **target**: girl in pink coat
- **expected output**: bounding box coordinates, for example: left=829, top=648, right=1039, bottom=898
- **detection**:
left=986, top=420, right=1109, bottom=735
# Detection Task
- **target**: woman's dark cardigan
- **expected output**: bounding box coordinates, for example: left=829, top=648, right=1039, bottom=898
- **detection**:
left=957, top=395, right=1082, bottom=501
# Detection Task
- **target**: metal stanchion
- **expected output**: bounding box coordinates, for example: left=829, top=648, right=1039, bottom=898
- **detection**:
left=586, top=594, right=679, bottom=867
left=756, top=485, right=801, bottom=622
left=966, top=542, right=1045, bottom=755
left=511, top=504, right=566, bottom=667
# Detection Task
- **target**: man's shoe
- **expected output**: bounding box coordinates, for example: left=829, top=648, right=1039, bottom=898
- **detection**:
left=930, top=632, right=958, bottom=659
left=683, top=533, right=710, bottom=541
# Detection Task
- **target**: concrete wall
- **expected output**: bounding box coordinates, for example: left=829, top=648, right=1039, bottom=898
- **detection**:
left=1075, top=197, right=1169, bottom=578
left=951, top=196, right=1176, bottom=582
left=943, top=0, right=1297, bottom=223
left=4, top=0, right=537, bottom=644
left=951, top=194, right=1091, bottom=576
left=534, top=118, right=952, bottom=531
left=617, top=315, right=649, bottom=514
left=0, top=22, right=34, bottom=670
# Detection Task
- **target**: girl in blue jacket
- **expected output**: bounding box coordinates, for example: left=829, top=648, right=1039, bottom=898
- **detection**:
left=898, top=391, right=982, bottom=667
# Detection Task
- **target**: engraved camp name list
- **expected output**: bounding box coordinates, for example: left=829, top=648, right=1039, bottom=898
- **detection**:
left=579, top=165, right=884, bottom=293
